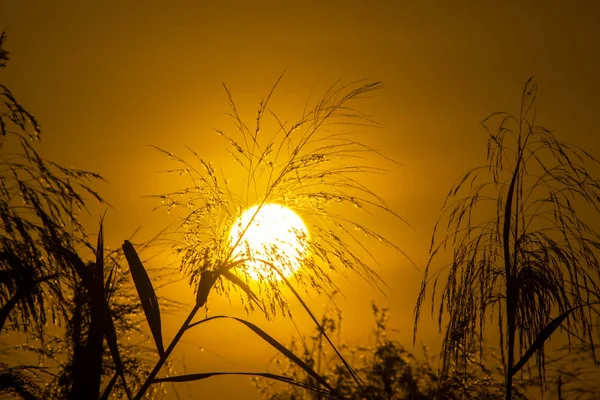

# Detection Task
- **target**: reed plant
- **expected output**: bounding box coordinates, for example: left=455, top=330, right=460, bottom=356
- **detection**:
left=0, top=32, right=169, bottom=399
left=0, top=30, right=104, bottom=337
left=414, top=77, right=600, bottom=400
left=120, top=74, right=409, bottom=399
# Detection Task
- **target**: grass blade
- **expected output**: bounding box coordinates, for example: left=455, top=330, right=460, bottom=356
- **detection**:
left=64, top=246, right=131, bottom=400
left=63, top=238, right=131, bottom=398
left=68, top=220, right=106, bottom=399
left=511, top=301, right=600, bottom=376
left=186, top=315, right=341, bottom=397
left=153, top=371, right=332, bottom=395
left=99, top=372, right=119, bottom=400
left=104, top=264, right=116, bottom=302
left=122, top=240, right=165, bottom=356
left=101, top=296, right=132, bottom=400
left=259, top=258, right=368, bottom=396
left=95, top=214, right=105, bottom=294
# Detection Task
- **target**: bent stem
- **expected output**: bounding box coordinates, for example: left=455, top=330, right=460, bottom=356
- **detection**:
left=257, top=258, right=369, bottom=398
left=133, top=304, right=201, bottom=400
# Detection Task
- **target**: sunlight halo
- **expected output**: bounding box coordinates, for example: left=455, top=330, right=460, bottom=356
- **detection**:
left=228, top=203, right=309, bottom=280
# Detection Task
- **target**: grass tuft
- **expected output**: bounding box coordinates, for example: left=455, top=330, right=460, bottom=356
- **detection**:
left=151, top=74, right=410, bottom=318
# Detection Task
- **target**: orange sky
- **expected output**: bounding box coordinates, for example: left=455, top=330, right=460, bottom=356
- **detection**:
left=2, top=1, right=600, bottom=399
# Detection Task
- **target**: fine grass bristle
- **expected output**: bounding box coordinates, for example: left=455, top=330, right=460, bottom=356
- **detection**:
left=151, top=74, right=410, bottom=318
left=414, top=77, right=600, bottom=395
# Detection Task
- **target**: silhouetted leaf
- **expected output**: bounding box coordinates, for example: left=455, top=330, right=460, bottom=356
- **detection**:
left=511, top=302, right=600, bottom=376
left=104, top=265, right=116, bottom=303
left=153, top=371, right=331, bottom=395
left=122, top=240, right=164, bottom=356
left=63, top=248, right=131, bottom=400
left=95, top=215, right=105, bottom=293
left=268, top=260, right=367, bottom=395
left=99, top=372, right=119, bottom=400
left=186, top=315, right=338, bottom=396
left=100, top=287, right=131, bottom=400
left=69, top=220, right=106, bottom=399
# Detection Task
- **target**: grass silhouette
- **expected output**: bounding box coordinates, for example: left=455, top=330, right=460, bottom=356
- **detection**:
left=0, top=32, right=172, bottom=399
left=119, top=74, right=409, bottom=399
left=414, top=77, right=600, bottom=399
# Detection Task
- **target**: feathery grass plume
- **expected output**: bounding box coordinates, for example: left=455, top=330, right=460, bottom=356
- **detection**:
left=0, top=34, right=179, bottom=399
left=0, top=31, right=105, bottom=337
left=413, top=77, right=600, bottom=399
left=151, top=73, right=410, bottom=318
left=9, top=238, right=179, bottom=400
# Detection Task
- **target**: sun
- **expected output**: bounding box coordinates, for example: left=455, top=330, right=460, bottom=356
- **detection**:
left=229, top=203, right=309, bottom=280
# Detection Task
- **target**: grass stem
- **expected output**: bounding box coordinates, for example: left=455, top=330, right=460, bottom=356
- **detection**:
left=133, top=304, right=200, bottom=400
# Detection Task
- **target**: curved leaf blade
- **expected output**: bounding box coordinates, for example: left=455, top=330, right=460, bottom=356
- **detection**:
left=95, top=215, right=105, bottom=293
left=153, top=371, right=331, bottom=395
left=511, top=301, right=600, bottom=376
left=64, top=249, right=131, bottom=400
left=186, top=315, right=339, bottom=396
left=99, top=372, right=119, bottom=400
left=122, top=240, right=164, bottom=356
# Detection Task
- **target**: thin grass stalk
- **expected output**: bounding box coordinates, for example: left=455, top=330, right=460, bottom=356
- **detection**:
left=186, top=315, right=342, bottom=398
left=144, top=76, right=404, bottom=399
left=133, top=304, right=200, bottom=400
left=258, top=258, right=369, bottom=398
left=413, top=77, right=600, bottom=399
left=153, top=371, right=331, bottom=396
left=151, top=76, right=407, bottom=320
left=504, top=147, right=523, bottom=400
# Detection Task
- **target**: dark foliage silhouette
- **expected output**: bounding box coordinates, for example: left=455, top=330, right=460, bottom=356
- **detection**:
left=0, top=32, right=164, bottom=399
left=414, top=78, right=600, bottom=399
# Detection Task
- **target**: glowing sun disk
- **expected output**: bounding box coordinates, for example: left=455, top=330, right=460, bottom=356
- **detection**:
left=229, top=203, right=309, bottom=280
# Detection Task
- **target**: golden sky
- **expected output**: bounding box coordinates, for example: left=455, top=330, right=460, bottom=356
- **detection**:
left=1, top=1, right=600, bottom=399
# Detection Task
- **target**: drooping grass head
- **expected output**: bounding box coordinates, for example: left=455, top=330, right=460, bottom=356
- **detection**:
left=153, top=75, right=408, bottom=317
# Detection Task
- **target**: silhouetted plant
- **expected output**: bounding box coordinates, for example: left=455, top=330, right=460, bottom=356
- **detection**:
left=0, top=363, right=44, bottom=399
left=152, top=75, right=408, bottom=316
left=0, top=30, right=104, bottom=337
left=3, top=221, right=179, bottom=400
left=0, top=32, right=170, bottom=399
left=414, top=77, right=600, bottom=399
left=121, top=75, right=408, bottom=399
left=256, top=303, right=529, bottom=399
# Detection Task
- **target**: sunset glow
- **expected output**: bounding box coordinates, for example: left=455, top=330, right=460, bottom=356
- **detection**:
left=229, top=203, right=309, bottom=280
